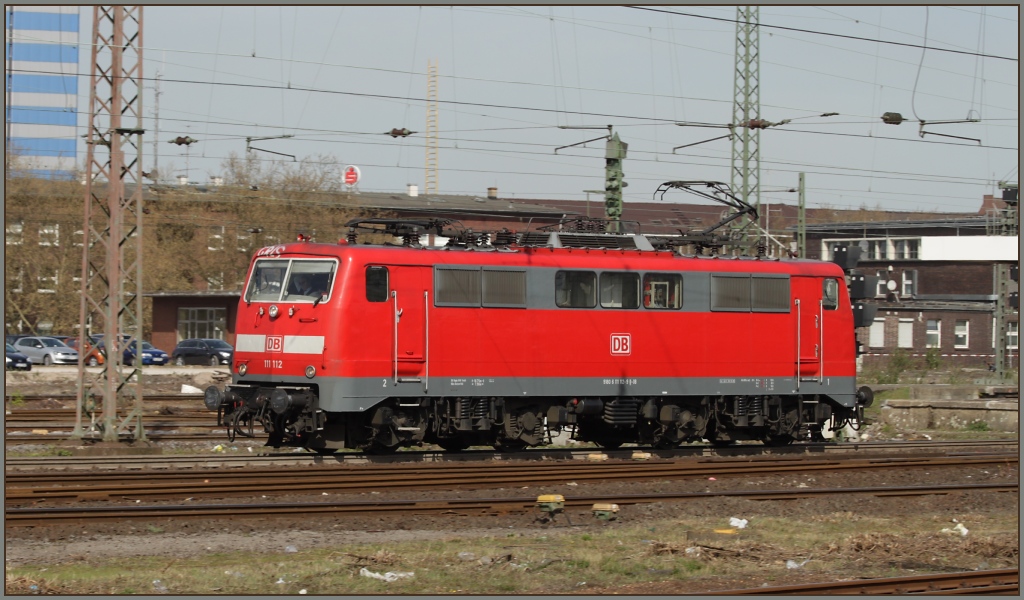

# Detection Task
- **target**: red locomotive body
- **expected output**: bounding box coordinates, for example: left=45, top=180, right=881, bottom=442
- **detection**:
left=206, top=227, right=871, bottom=452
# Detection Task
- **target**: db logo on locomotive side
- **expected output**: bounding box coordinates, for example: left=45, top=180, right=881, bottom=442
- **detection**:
left=610, top=333, right=631, bottom=356
left=266, top=335, right=284, bottom=352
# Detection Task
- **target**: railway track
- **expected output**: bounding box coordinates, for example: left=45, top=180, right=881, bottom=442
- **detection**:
left=710, top=568, right=1019, bottom=595
left=5, top=481, right=1015, bottom=527
left=6, top=452, right=1016, bottom=504
left=4, top=438, right=1018, bottom=468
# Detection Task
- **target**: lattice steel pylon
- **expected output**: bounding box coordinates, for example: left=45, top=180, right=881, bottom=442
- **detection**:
left=73, top=6, right=146, bottom=442
left=731, top=6, right=760, bottom=231
left=424, top=59, right=438, bottom=195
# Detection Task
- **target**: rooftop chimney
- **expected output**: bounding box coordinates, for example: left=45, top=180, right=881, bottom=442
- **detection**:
left=407, top=184, right=419, bottom=197
left=487, top=187, right=498, bottom=199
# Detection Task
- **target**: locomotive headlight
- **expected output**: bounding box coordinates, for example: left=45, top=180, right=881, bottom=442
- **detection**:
left=268, top=304, right=280, bottom=318
left=305, top=365, right=316, bottom=378
left=238, top=362, right=247, bottom=376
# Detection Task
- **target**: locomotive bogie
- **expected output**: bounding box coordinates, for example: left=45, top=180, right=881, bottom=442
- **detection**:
left=209, top=239, right=869, bottom=452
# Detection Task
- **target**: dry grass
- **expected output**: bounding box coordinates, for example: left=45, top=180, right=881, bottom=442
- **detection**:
left=6, top=511, right=1017, bottom=595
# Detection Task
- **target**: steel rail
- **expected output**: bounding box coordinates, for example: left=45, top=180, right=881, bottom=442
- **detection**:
left=2, top=439, right=1017, bottom=472
left=6, top=454, right=1017, bottom=503
left=707, top=568, right=1019, bottom=595
left=5, top=482, right=1016, bottom=527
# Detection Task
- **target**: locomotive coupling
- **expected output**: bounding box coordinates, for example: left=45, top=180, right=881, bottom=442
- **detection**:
left=269, top=388, right=311, bottom=414
left=856, top=386, right=874, bottom=408
left=204, top=386, right=225, bottom=411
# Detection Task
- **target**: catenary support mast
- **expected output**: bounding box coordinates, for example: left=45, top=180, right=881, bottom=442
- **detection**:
left=74, top=6, right=146, bottom=442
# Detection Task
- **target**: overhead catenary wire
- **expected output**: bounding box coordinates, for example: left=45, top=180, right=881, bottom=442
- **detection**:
left=628, top=6, right=1018, bottom=62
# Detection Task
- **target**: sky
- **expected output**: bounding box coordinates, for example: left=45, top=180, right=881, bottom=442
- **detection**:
left=41, top=5, right=1024, bottom=213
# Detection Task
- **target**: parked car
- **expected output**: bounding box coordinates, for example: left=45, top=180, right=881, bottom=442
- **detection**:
left=123, top=340, right=170, bottom=366
left=171, top=338, right=234, bottom=366
left=5, top=343, right=32, bottom=371
left=13, top=336, right=78, bottom=366
left=5, top=334, right=31, bottom=346
left=66, top=338, right=105, bottom=366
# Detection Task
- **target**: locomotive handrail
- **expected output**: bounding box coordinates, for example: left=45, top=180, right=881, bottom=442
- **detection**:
left=819, top=299, right=824, bottom=384
left=392, top=290, right=399, bottom=385
left=424, top=290, right=429, bottom=393
left=795, top=298, right=801, bottom=392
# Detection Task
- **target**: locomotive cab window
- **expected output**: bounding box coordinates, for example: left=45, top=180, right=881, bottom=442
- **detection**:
left=284, top=260, right=337, bottom=302
left=366, top=266, right=389, bottom=302
left=643, top=274, right=682, bottom=309
left=822, top=278, right=840, bottom=310
left=600, top=272, right=640, bottom=309
left=246, top=259, right=288, bottom=302
left=555, top=270, right=596, bottom=308
left=245, top=258, right=337, bottom=303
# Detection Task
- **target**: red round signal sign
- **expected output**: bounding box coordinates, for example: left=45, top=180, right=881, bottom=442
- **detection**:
left=344, top=165, right=360, bottom=186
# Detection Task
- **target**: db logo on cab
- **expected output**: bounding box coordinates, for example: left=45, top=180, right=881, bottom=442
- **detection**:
left=266, top=336, right=284, bottom=352
left=610, top=334, right=631, bottom=356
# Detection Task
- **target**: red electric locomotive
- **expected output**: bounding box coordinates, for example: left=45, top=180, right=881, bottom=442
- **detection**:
left=205, top=222, right=872, bottom=450
left=205, top=209, right=873, bottom=453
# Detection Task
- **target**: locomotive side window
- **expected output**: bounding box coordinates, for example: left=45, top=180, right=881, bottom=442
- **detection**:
left=642, top=274, right=682, bottom=309
left=600, top=272, right=640, bottom=309
left=482, top=269, right=526, bottom=307
left=711, top=275, right=750, bottom=311
left=751, top=276, right=790, bottom=311
left=555, top=270, right=596, bottom=308
left=246, top=259, right=289, bottom=302
left=366, top=266, right=389, bottom=302
left=435, top=267, right=481, bottom=306
left=822, top=278, right=840, bottom=310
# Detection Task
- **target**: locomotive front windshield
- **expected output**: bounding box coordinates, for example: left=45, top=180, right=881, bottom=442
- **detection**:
left=245, top=258, right=337, bottom=302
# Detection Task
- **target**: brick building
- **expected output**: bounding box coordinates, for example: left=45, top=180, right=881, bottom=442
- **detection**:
left=801, top=203, right=1019, bottom=370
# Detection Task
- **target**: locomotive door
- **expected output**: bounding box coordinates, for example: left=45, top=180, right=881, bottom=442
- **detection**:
left=390, top=266, right=430, bottom=389
left=793, top=276, right=822, bottom=384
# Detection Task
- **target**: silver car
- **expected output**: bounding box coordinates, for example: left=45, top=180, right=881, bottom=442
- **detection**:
left=14, top=336, right=79, bottom=366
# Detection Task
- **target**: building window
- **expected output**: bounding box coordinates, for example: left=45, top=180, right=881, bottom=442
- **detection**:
left=9, top=269, right=24, bottom=294
left=954, top=319, right=969, bottom=349
left=1009, top=322, right=1019, bottom=350
left=875, top=271, right=887, bottom=297
left=208, top=226, right=225, bottom=251
left=926, top=319, right=941, bottom=348
left=73, top=229, right=84, bottom=247
left=866, top=240, right=887, bottom=260
left=177, top=307, right=227, bottom=341
left=236, top=229, right=253, bottom=252
left=897, top=318, right=913, bottom=349
left=39, top=224, right=60, bottom=246
left=37, top=269, right=58, bottom=294
left=868, top=319, right=885, bottom=348
left=206, top=272, right=224, bottom=291
left=6, top=221, right=23, bottom=245
left=892, top=238, right=920, bottom=260
left=901, top=270, right=917, bottom=296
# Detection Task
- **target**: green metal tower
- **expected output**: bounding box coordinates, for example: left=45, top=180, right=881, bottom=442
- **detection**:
left=604, top=132, right=628, bottom=233
left=731, top=6, right=760, bottom=225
